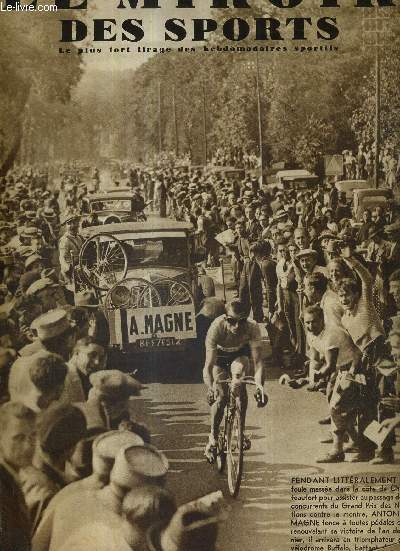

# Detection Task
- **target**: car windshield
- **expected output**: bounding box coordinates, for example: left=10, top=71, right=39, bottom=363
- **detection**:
left=284, top=179, right=314, bottom=189
left=122, top=237, right=188, bottom=268
left=91, top=199, right=131, bottom=212
left=362, top=196, right=389, bottom=207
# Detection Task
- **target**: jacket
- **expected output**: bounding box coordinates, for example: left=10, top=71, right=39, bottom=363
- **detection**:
left=33, top=487, right=123, bottom=551
left=0, top=460, right=32, bottom=551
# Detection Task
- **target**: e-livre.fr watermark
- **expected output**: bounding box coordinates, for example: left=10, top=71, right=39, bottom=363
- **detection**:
left=0, top=1, right=57, bottom=10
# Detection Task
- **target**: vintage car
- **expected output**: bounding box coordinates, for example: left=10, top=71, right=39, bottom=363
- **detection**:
left=209, top=166, right=246, bottom=180
left=275, top=169, right=318, bottom=191
left=78, top=219, right=199, bottom=353
left=335, top=179, right=370, bottom=200
left=82, top=192, right=142, bottom=224
left=106, top=187, right=132, bottom=194
left=352, top=188, right=394, bottom=223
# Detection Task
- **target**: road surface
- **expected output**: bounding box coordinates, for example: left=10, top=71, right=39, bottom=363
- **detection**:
left=128, top=372, right=399, bottom=551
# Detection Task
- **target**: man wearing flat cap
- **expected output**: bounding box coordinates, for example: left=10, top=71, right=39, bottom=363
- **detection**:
left=20, top=309, right=76, bottom=360
left=25, top=252, right=45, bottom=276
left=38, top=208, right=58, bottom=248
left=25, top=277, right=59, bottom=313
left=12, top=226, right=41, bottom=255
left=275, top=209, right=293, bottom=233
left=87, top=370, right=148, bottom=437
left=365, top=225, right=391, bottom=263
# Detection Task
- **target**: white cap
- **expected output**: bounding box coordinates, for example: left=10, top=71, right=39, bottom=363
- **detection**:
left=111, top=444, right=169, bottom=488
left=94, top=430, right=144, bottom=459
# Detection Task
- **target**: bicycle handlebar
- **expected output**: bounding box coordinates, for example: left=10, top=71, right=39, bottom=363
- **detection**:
left=214, top=375, right=265, bottom=402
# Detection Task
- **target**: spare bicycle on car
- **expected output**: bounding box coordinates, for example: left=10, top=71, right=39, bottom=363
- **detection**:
left=73, top=219, right=201, bottom=360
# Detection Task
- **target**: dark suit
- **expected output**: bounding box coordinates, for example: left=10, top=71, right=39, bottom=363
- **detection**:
left=236, top=237, right=250, bottom=260
left=357, top=222, right=373, bottom=244
left=246, top=219, right=261, bottom=243
left=239, top=259, right=264, bottom=322
left=232, top=237, right=250, bottom=292
left=260, top=259, right=278, bottom=316
left=0, top=461, right=31, bottom=551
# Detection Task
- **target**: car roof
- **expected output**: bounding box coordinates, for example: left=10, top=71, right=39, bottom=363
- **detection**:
left=82, top=219, right=194, bottom=237
left=336, top=179, right=367, bottom=186
left=353, top=188, right=393, bottom=198
left=335, top=180, right=368, bottom=189
left=88, top=193, right=133, bottom=201
left=335, top=180, right=368, bottom=192
left=105, top=188, right=131, bottom=193
left=210, top=166, right=244, bottom=173
left=276, top=169, right=317, bottom=179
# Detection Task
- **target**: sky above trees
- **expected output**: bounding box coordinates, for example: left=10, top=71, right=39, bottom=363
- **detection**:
left=1, top=3, right=399, bottom=172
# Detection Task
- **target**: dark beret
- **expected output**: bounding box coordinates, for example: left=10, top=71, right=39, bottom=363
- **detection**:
left=20, top=271, right=41, bottom=292
left=38, top=403, right=87, bottom=455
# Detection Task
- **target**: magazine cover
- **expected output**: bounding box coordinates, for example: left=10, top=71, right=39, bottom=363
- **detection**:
left=1, top=1, right=400, bottom=550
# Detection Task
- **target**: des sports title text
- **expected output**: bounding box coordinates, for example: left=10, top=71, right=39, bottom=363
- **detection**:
left=3, top=0, right=395, bottom=42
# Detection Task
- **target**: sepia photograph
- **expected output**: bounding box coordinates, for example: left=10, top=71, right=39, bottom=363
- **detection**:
left=1, top=1, right=400, bottom=550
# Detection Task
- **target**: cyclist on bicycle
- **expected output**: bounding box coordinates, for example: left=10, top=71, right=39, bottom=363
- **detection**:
left=203, top=299, right=268, bottom=461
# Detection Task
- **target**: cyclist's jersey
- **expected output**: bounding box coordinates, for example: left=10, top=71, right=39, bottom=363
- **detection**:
left=214, top=345, right=251, bottom=371
left=205, top=315, right=262, bottom=354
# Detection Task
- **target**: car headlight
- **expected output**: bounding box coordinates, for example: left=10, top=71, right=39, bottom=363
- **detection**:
left=110, top=285, right=131, bottom=308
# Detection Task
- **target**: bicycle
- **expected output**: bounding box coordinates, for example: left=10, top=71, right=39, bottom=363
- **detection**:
left=212, top=374, right=265, bottom=498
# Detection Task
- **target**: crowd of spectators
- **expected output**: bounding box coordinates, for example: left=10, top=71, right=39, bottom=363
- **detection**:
left=0, top=164, right=224, bottom=551
left=1, top=156, right=400, bottom=550
left=343, top=144, right=400, bottom=189
left=131, top=158, right=400, bottom=465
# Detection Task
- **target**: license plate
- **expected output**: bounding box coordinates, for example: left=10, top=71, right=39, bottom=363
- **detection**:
left=137, top=337, right=177, bottom=348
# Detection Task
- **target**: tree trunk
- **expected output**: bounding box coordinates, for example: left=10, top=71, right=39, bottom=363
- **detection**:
left=0, top=125, right=22, bottom=177
left=0, top=84, right=31, bottom=177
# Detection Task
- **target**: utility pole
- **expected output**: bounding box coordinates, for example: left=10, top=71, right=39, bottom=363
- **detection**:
left=172, top=85, right=179, bottom=157
left=374, top=46, right=381, bottom=189
left=255, top=50, right=264, bottom=187
left=202, top=80, right=208, bottom=166
left=158, top=81, right=162, bottom=154
left=362, top=7, right=388, bottom=189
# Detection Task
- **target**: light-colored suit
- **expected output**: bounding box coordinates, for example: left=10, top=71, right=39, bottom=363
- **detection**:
left=32, top=488, right=124, bottom=551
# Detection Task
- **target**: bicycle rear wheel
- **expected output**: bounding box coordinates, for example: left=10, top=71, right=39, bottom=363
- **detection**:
left=226, top=401, right=244, bottom=497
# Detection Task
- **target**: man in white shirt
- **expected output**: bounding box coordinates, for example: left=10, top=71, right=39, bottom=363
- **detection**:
left=304, top=305, right=362, bottom=463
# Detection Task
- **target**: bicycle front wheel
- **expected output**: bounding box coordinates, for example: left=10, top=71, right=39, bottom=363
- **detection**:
left=226, top=401, right=244, bottom=497
left=216, top=411, right=227, bottom=474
